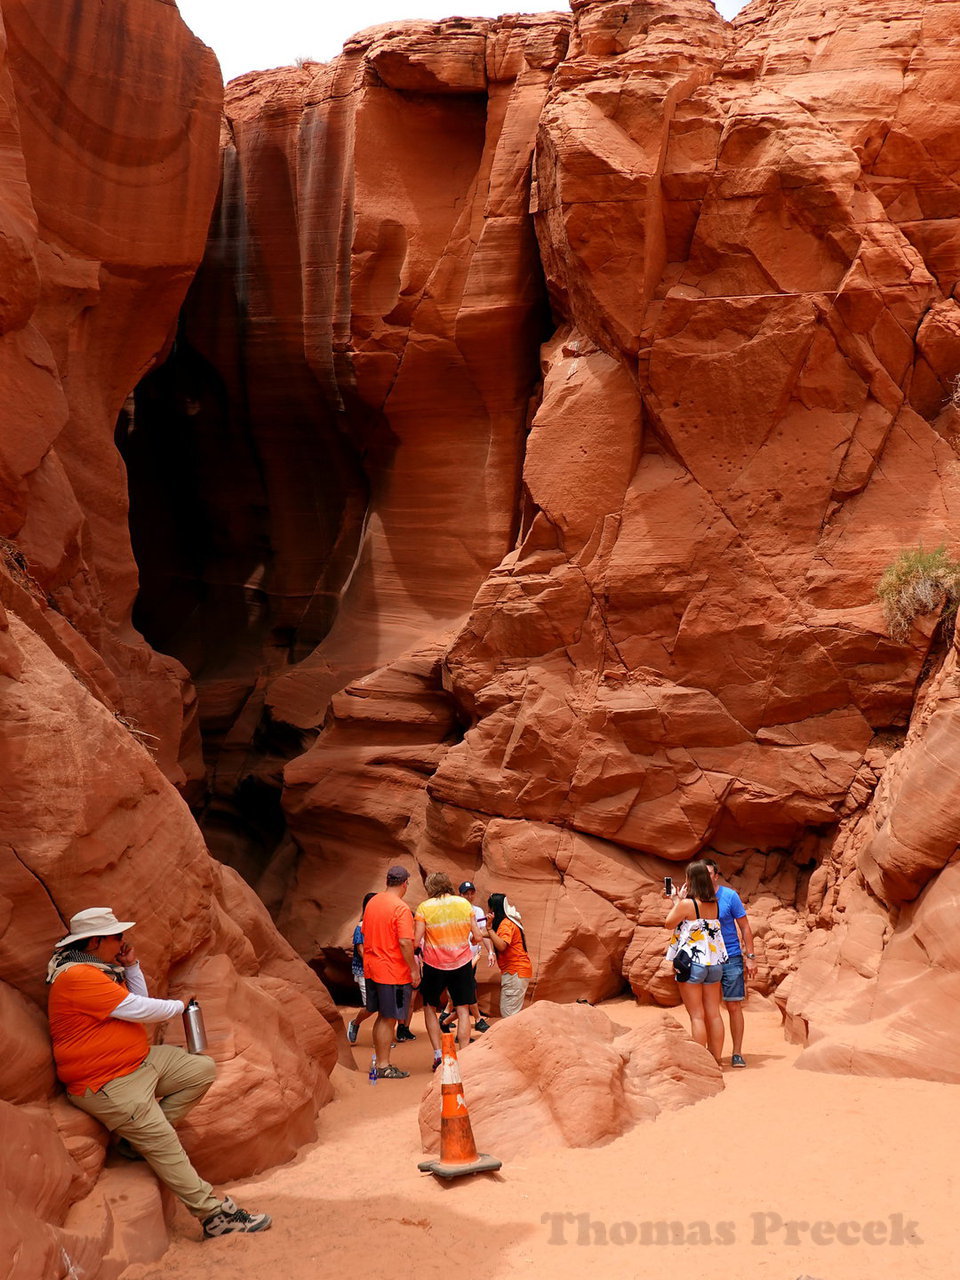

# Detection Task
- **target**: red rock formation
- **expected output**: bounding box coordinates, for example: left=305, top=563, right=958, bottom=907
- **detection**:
left=0, top=2, right=348, bottom=1274
left=126, top=0, right=960, bottom=1081
left=418, top=1002, right=723, bottom=1159
left=700, top=0, right=960, bottom=1081
left=0, top=593, right=345, bottom=1263
left=782, top=645, right=960, bottom=1080
left=174, top=0, right=960, bottom=1028
left=435, top=0, right=959, bottom=871
left=156, top=14, right=571, bottom=905
left=0, top=0, right=226, bottom=789
left=2, top=6, right=959, bottom=1274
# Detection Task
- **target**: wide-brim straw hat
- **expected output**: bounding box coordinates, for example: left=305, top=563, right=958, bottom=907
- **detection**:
left=56, top=907, right=135, bottom=948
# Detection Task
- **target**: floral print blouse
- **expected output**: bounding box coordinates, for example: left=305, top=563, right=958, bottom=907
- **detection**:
left=666, top=900, right=728, bottom=967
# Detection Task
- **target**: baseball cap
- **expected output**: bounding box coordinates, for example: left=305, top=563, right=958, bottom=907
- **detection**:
left=458, top=881, right=476, bottom=893
left=386, top=864, right=411, bottom=885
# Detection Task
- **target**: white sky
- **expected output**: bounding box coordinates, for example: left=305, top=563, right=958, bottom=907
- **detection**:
left=176, top=1, right=747, bottom=83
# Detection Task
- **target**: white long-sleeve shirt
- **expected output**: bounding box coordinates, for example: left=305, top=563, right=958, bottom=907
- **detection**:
left=111, top=962, right=184, bottom=1023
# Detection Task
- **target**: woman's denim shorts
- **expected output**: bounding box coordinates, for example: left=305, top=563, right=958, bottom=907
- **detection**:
left=679, top=962, right=723, bottom=985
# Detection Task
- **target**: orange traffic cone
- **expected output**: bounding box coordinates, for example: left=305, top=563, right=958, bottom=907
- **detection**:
left=418, top=1031, right=502, bottom=1180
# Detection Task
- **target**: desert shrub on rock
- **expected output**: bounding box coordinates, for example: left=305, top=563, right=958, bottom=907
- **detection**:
left=877, top=546, right=960, bottom=641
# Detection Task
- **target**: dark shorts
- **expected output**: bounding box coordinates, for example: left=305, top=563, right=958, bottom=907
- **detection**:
left=420, top=960, right=476, bottom=1010
left=364, top=979, right=411, bottom=1022
left=720, top=955, right=745, bottom=1001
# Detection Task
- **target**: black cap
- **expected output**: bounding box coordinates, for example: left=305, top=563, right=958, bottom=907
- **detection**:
left=458, top=881, right=476, bottom=894
left=386, top=865, right=410, bottom=885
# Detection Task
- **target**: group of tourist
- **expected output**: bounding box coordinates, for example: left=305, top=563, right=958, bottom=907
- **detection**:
left=40, top=858, right=753, bottom=1247
left=348, top=859, right=757, bottom=1076
left=40, top=875, right=534, bottom=1242
left=347, top=865, right=533, bottom=1080
left=347, top=858, right=757, bottom=1077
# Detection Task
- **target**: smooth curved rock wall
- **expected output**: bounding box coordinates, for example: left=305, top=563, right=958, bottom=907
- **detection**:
left=0, top=4, right=347, bottom=1275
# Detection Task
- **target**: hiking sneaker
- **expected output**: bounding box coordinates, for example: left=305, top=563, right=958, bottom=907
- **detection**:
left=346, top=1019, right=359, bottom=1044
left=731, top=1054, right=746, bottom=1068
left=202, top=1197, right=272, bottom=1238
left=396, top=1024, right=416, bottom=1042
left=474, top=1019, right=491, bottom=1033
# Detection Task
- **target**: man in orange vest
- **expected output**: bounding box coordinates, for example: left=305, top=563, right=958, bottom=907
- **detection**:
left=47, top=907, right=271, bottom=1239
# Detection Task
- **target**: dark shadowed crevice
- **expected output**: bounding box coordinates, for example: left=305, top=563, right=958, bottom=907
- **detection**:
left=119, top=289, right=369, bottom=886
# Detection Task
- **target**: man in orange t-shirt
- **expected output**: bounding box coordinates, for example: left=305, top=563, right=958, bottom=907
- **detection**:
left=47, top=907, right=271, bottom=1239
left=361, top=866, right=420, bottom=1079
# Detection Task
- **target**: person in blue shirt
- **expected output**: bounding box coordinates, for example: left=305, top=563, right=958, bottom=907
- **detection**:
left=704, top=859, right=757, bottom=1068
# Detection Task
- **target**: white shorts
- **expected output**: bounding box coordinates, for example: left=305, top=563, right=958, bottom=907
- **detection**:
left=354, top=974, right=366, bottom=1003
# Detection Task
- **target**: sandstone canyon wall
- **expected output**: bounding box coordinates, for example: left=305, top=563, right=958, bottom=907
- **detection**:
left=4, top=0, right=960, bottom=1272
left=148, top=0, right=960, bottom=1084
left=0, top=4, right=346, bottom=1277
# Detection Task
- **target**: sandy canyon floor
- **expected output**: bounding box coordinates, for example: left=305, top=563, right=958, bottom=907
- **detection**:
left=122, top=999, right=956, bottom=1280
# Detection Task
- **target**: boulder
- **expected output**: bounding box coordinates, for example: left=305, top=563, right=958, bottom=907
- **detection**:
left=418, top=1002, right=723, bottom=1160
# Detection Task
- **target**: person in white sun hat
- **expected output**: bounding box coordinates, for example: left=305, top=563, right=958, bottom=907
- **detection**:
left=46, top=907, right=271, bottom=1240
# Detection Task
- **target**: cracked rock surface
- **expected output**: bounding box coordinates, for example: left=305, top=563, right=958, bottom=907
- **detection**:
left=163, top=0, right=960, bottom=1085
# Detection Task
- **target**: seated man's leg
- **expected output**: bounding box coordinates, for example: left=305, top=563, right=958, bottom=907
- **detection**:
left=119, top=1095, right=221, bottom=1218
left=70, top=1062, right=221, bottom=1219
left=146, top=1044, right=216, bottom=1125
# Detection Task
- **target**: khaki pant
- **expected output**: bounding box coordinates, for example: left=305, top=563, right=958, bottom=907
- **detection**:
left=499, top=972, right=530, bottom=1018
left=68, top=1045, right=221, bottom=1218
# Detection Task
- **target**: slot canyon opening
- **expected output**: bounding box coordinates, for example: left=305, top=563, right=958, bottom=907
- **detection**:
left=114, top=56, right=565, bottom=1035
left=118, top=315, right=372, bottom=893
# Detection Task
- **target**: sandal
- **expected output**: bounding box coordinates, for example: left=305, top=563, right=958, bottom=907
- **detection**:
left=376, top=1064, right=409, bottom=1079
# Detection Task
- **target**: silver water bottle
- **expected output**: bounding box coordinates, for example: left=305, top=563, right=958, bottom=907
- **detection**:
left=182, top=998, right=208, bottom=1054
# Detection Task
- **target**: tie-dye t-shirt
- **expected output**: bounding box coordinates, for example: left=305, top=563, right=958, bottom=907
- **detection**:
left=415, top=895, right=474, bottom=970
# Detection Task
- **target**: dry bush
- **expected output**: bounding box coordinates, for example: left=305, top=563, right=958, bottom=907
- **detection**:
left=877, top=545, right=960, bottom=641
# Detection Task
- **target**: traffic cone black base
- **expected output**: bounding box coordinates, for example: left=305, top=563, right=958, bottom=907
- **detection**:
left=417, top=1153, right=502, bottom=1179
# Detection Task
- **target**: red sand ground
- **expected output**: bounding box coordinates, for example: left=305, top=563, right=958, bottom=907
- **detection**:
left=122, top=998, right=955, bottom=1279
